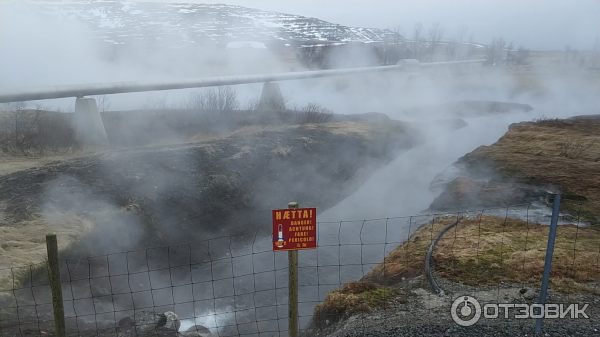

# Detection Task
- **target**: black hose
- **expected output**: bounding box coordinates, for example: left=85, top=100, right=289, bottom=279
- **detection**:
left=425, top=215, right=463, bottom=295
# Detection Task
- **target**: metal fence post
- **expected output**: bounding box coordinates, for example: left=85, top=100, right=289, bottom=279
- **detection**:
left=46, top=233, right=66, bottom=337
left=287, top=202, right=299, bottom=337
left=535, top=194, right=561, bottom=334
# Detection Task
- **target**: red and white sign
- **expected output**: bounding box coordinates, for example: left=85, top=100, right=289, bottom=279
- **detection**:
left=272, top=208, right=317, bottom=251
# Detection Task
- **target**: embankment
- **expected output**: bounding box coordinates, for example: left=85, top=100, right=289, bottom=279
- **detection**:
left=0, top=118, right=466, bottom=294
left=429, top=116, right=600, bottom=226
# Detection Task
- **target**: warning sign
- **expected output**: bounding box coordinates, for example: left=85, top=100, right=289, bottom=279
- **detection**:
left=272, top=208, right=317, bottom=251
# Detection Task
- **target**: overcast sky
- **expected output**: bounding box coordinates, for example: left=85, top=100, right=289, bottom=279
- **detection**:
left=142, top=0, right=600, bottom=50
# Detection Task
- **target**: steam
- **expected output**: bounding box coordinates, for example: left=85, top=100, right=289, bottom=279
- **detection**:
left=2, top=0, right=600, bottom=334
left=40, top=176, right=145, bottom=255
left=0, top=2, right=289, bottom=110
left=179, top=308, right=236, bottom=333
left=186, top=0, right=599, bottom=51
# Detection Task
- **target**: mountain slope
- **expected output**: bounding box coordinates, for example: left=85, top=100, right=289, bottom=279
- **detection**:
left=15, top=0, right=399, bottom=49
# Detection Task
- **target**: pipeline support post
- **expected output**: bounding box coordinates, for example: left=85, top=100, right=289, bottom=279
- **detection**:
left=73, top=97, right=109, bottom=147
left=258, top=82, right=285, bottom=112
left=287, top=202, right=299, bottom=337
left=46, top=233, right=66, bottom=337
left=535, top=194, right=561, bottom=334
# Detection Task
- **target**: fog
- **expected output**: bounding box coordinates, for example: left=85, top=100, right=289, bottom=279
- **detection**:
left=151, top=0, right=600, bottom=50
left=3, top=0, right=599, bottom=271
left=2, top=0, right=600, bottom=335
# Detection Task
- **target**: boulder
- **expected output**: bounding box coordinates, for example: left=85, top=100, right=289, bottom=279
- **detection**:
left=163, top=311, right=181, bottom=332
left=118, top=317, right=136, bottom=329
left=134, top=311, right=168, bottom=331
left=118, top=326, right=177, bottom=337
left=117, top=311, right=170, bottom=335
left=521, top=288, right=537, bottom=301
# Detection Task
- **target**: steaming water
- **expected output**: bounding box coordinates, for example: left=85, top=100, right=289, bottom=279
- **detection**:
left=16, top=112, right=593, bottom=337
left=317, top=112, right=533, bottom=221
left=175, top=111, right=580, bottom=335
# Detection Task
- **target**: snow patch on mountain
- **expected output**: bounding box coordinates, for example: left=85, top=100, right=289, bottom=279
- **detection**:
left=8, top=0, right=398, bottom=49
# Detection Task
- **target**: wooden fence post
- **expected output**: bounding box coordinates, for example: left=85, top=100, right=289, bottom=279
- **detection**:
left=287, top=202, right=299, bottom=337
left=46, top=233, right=66, bottom=337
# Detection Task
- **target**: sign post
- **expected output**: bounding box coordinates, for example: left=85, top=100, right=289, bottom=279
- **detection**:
left=273, top=203, right=317, bottom=337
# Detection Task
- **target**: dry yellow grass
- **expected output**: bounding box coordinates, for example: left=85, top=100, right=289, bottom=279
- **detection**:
left=0, top=212, right=93, bottom=292
left=272, top=145, right=292, bottom=157
left=186, top=125, right=269, bottom=144
left=189, top=121, right=381, bottom=144
left=0, top=148, right=107, bottom=177
left=364, top=215, right=600, bottom=294
left=229, top=125, right=271, bottom=138
left=230, top=145, right=252, bottom=159
left=300, top=121, right=374, bottom=139
left=363, top=216, right=459, bottom=285
left=312, top=281, right=397, bottom=328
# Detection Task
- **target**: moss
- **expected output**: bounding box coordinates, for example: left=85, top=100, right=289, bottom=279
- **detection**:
left=561, top=191, right=588, bottom=202
left=312, top=281, right=397, bottom=328
left=558, top=194, right=600, bottom=229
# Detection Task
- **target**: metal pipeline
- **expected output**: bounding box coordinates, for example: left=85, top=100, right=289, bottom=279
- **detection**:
left=0, top=59, right=485, bottom=103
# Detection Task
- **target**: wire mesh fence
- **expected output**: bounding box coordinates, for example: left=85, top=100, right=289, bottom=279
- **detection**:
left=1, top=200, right=598, bottom=337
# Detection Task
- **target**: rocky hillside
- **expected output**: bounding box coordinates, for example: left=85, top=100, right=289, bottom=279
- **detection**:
left=14, top=0, right=398, bottom=49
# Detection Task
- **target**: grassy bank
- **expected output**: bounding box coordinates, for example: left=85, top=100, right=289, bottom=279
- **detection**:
left=362, top=215, right=600, bottom=294
left=457, top=118, right=600, bottom=226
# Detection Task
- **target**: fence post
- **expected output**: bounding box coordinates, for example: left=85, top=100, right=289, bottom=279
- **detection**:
left=287, top=202, right=299, bottom=337
left=46, top=233, right=66, bottom=337
left=535, top=194, right=561, bottom=334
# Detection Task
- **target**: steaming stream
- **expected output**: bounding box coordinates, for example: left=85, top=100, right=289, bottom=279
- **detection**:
left=174, top=111, right=575, bottom=334
left=18, top=112, right=591, bottom=337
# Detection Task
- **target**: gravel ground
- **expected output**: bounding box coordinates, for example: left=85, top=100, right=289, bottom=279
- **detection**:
left=303, top=275, right=600, bottom=337
left=326, top=323, right=600, bottom=336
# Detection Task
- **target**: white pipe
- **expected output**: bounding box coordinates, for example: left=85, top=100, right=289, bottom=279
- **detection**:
left=0, top=59, right=485, bottom=103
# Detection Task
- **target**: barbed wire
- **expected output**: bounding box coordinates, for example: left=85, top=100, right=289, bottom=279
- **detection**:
left=0, top=201, right=598, bottom=337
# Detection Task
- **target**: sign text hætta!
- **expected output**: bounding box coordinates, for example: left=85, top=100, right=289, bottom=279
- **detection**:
left=274, top=209, right=314, bottom=220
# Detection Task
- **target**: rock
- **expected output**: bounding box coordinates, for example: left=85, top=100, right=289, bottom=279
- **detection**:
left=118, top=311, right=167, bottom=333
left=522, top=288, right=537, bottom=300
left=118, top=317, right=135, bottom=329
left=179, top=325, right=212, bottom=337
left=163, top=311, right=181, bottom=332
left=137, top=311, right=168, bottom=331
left=122, top=326, right=177, bottom=337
